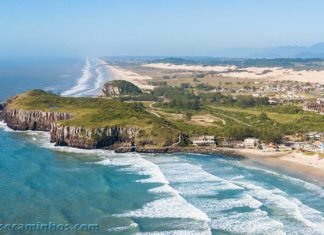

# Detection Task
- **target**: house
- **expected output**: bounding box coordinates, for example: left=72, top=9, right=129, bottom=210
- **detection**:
left=305, top=132, right=322, bottom=140
left=243, top=138, right=259, bottom=149
left=221, top=140, right=244, bottom=148
left=192, top=135, right=215, bottom=146
left=303, top=99, right=324, bottom=115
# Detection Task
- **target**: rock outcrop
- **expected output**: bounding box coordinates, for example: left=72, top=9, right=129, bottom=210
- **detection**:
left=0, top=108, right=138, bottom=149
left=99, top=80, right=142, bottom=97
left=1, top=109, right=72, bottom=131
left=50, top=124, right=138, bottom=149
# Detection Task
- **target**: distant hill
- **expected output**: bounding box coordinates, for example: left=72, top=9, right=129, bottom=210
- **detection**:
left=148, top=57, right=324, bottom=69
left=99, top=80, right=142, bottom=97
left=214, top=43, right=324, bottom=58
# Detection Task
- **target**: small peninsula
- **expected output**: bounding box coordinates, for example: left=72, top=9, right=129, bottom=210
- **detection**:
left=99, top=80, right=142, bottom=97
left=0, top=90, right=180, bottom=149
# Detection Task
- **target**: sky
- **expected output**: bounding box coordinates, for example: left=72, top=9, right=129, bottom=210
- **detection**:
left=1, top=0, right=324, bottom=56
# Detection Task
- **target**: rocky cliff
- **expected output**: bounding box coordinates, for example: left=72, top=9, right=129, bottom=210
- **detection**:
left=1, top=109, right=72, bottom=131
left=50, top=124, right=138, bottom=149
left=0, top=108, right=138, bottom=149
left=99, top=80, right=142, bottom=97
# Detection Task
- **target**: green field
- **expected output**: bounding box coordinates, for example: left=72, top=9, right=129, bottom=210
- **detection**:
left=6, top=90, right=180, bottom=147
left=6, top=90, right=324, bottom=145
left=212, top=106, right=303, bottom=124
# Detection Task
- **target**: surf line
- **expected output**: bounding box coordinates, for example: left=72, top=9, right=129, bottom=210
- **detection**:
left=61, top=58, right=92, bottom=97
left=79, top=59, right=107, bottom=96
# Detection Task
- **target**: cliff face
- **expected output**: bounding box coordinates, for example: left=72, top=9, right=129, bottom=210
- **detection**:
left=1, top=109, right=72, bottom=131
left=50, top=124, right=138, bottom=149
left=100, top=84, right=121, bottom=96
left=1, top=109, right=138, bottom=149
left=99, top=80, right=142, bottom=97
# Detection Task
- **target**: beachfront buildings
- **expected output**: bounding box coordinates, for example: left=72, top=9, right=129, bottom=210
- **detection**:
left=192, top=135, right=215, bottom=146
left=303, top=99, right=324, bottom=115
left=305, top=132, right=323, bottom=141
left=243, top=138, right=259, bottom=149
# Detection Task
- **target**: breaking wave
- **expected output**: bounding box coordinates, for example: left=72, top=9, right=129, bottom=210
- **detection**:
left=61, top=58, right=111, bottom=97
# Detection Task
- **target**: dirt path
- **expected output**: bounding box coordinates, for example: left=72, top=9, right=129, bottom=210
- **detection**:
left=148, top=102, right=162, bottom=118
left=209, top=106, right=252, bottom=127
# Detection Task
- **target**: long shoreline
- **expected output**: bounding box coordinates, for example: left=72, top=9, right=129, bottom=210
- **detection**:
left=235, top=148, right=324, bottom=186
left=132, top=147, right=324, bottom=185
left=1, top=112, right=323, bottom=185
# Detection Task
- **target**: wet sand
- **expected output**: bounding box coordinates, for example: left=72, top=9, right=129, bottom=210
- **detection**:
left=236, top=149, right=324, bottom=186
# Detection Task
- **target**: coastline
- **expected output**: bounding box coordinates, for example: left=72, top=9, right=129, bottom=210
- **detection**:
left=97, top=59, right=154, bottom=90
left=1, top=122, right=324, bottom=185
left=1, top=106, right=323, bottom=185
left=236, top=148, right=324, bottom=186
left=117, top=146, right=324, bottom=185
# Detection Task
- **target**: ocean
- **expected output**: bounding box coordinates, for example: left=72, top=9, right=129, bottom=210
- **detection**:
left=0, top=58, right=323, bottom=234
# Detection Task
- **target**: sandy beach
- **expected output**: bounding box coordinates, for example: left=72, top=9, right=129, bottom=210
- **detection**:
left=144, top=63, right=324, bottom=84
left=236, top=148, right=324, bottom=185
left=98, top=59, right=154, bottom=90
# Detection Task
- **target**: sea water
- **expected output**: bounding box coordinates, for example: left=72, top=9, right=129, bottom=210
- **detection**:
left=0, top=58, right=323, bottom=234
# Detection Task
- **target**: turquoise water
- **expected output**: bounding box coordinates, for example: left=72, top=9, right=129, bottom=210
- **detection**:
left=0, top=129, right=323, bottom=234
left=0, top=58, right=323, bottom=234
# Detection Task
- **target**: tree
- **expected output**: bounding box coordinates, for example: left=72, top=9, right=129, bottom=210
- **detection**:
left=185, top=111, right=192, bottom=121
left=259, top=112, right=269, bottom=121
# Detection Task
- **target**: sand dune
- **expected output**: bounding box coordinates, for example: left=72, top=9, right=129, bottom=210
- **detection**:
left=98, top=59, right=154, bottom=90
left=144, top=63, right=324, bottom=84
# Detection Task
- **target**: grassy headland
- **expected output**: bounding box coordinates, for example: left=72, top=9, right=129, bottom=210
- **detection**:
left=5, top=90, right=180, bottom=147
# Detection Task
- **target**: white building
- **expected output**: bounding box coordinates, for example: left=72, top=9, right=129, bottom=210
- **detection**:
left=305, top=132, right=322, bottom=140
left=192, top=135, right=215, bottom=146
left=244, top=138, right=259, bottom=149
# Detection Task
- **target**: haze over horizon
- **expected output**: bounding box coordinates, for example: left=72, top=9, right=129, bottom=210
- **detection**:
left=1, top=0, right=324, bottom=57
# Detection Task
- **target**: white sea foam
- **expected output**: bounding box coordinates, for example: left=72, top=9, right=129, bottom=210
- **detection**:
left=119, top=196, right=209, bottom=221
left=149, top=156, right=323, bottom=234
left=234, top=180, right=324, bottom=233
left=228, top=160, right=324, bottom=198
left=94, top=66, right=105, bottom=91
left=2, top=127, right=323, bottom=234
left=211, top=209, right=285, bottom=234
left=148, top=184, right=179, bottom=195
left=107, top=222, right=138, bottom=232
left=61, top=58, right=112, bottom=97
left=194, top=194, right=262, bottom=215
left=61, top=58, right=92, bottom=97
left=39, top=137, right=210, bottom=224
left=156, top=162, right=227, bottom=183
left=106, top=156, right=170, bottom=184
left=0, top=120, right=12, bottom=132
left=137, top=229, right=212, bottom=235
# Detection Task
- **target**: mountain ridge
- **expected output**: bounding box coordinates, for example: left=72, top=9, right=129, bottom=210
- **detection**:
left=215, top=42, right=324, bottom=58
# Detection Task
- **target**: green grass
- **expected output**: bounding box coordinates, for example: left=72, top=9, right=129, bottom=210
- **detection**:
left=6, top=90, right=180, bottom=147
left=11, top=90, right=323, bottom=145
left=7, top=90, right=154, bottom=128
left=213, top=106, right=303, bottom=123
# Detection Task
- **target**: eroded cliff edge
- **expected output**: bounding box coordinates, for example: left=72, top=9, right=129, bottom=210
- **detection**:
left=0, top=90, right=178, bottom=150
left=0, top=108, right=138, bottom=149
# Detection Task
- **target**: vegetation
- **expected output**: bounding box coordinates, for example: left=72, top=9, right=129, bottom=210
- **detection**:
left=8, top=88, right=324, bottom=146
left=149, top=57, right=324, bottom=69
left=6, top=90, right=179, bottom=147
left=104, top=80, right=142, bottom=95
left=153, top=86, right=200, bottom=110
